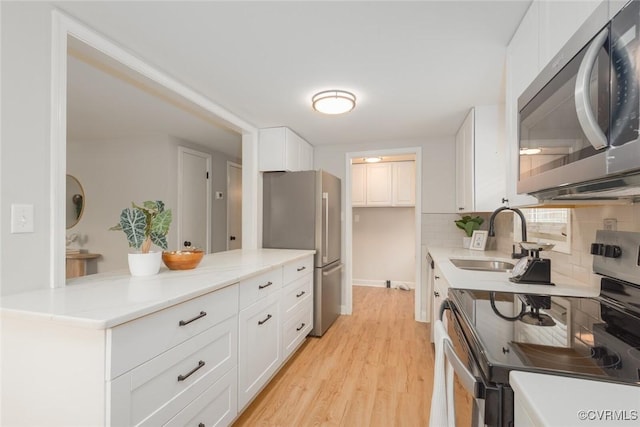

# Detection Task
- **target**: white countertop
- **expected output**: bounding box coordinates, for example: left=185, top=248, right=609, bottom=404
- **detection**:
left=0, top=249, right=315, bottom=330
left=428, top=247, right=599, bottom=297
left=511, top=371, right=640, bottom=426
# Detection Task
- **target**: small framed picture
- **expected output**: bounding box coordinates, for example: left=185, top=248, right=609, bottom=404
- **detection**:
left=470, top=230, right=488, bottom=251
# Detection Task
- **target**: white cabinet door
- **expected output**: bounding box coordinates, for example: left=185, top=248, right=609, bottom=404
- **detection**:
left=238, top=291, right=281, bottom=410
left=258, top=127, right=305, bottom=172
left=351, top=163, right=367, bottom=207
left=392, top=161, right=415, bottom=206
left=366, top=162, right=393, bottom=206
left=298, top=139, right=314, bottom=170
left=538, top=0, right=605, bottom=70
left=505, top=1, right=541, bottom=208
left=474, top=105, right=506, bottom=212
left=455, top=109, right=474, bottom=213
left=431, top=263, right=450, bottom=334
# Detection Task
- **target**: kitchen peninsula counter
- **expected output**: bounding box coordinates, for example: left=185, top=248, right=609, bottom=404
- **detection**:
left=0, top=248, right=315, bottom=329
left=428, top=247, right=599, bottom=297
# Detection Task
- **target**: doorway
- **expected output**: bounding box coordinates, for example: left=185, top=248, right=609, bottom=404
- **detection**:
left=344, top=147, right=424, bottom=321
left=178, top=147, right=212, bottom=252
left=227, top=162, right=242, bottom=250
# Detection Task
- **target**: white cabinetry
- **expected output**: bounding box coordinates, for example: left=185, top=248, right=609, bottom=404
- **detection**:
left=351, top=163, right=367, bottom=207
left=352, top=161, right=415, bottom=207
left=455, top=106, right=506, bottom=213
left=430, top=262, right=450, bottom=342
left=281, top=257, right=314, bottom=360
left=366, top=162, right=393, bottom=206
left=259, top=127, right=313, bottom=172
left=392, top=161, right=416, bottom=206
left=237, top=255, right=314, bottom=411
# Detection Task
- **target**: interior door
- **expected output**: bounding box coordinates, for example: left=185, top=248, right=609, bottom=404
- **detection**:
left=227, top=162, right=242, bottom=250
left=178, top=147, right=211, bottom=252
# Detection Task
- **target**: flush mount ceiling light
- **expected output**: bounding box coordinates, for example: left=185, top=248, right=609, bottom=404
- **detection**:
left=364, top=156, right=382, bottom=163
left=312, top=90, right=356, bottom=115
left=520, top=147, right=542, bottom=155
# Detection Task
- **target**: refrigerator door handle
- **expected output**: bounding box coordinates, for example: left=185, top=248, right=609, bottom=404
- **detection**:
left=323, top=192, right=329, bottom=264
left=322, top=263, right=343, bottom=276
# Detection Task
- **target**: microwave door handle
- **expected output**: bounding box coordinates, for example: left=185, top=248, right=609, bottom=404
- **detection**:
left=575, top=27, right=609, bottom=150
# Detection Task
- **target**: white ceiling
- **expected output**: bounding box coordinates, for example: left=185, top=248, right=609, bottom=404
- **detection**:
left=59, top=0, right=532, bottom=151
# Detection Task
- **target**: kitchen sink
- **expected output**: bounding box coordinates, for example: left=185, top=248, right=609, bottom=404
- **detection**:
left=449, top=258, right=515, bottom=272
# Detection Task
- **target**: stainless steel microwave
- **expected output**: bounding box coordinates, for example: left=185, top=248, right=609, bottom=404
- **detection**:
left=518, top=0, right=640, bottom=201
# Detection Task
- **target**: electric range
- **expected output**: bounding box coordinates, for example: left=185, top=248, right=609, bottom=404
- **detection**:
left=444, top=230, right=640, bottom=426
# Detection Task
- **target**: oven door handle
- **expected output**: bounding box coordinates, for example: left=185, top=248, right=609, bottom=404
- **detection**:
left=442, top=339, right=485, bottom=399
left=575, top=27, right=609, bottom=150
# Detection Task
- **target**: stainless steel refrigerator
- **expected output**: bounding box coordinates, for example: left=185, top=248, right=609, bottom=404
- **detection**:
left=263, top=170, right=342, bottom=337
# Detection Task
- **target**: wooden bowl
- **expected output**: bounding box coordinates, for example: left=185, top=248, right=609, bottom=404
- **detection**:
left=162, top=250, right=204, bottom=270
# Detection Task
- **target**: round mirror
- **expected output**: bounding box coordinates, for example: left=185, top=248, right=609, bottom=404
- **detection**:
left=66, top=174, right=85, bottom=229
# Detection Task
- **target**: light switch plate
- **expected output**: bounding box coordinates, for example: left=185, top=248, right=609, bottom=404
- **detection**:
left=11, top=204, right=34, bottom=233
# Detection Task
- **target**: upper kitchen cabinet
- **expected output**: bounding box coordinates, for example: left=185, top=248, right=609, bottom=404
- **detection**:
left=259, top=127, right=314, bottom=172
left=455, top=106, right=506, bottom=213
left=352, top=161, right=415, bottom=207
left=538, top=0, right=605, bottom=70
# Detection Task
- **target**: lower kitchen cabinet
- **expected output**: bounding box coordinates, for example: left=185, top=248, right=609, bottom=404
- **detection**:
left=0, top=252, right=315, bottom=427
left=430, top=262, right=451, bottom=341
left=165, top=367, right=238, bottom=427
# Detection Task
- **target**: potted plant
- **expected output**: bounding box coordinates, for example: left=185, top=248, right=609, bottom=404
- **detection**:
left=454, top=215, right=484, bottom=248
left=110, top=200, right=172, bottom=276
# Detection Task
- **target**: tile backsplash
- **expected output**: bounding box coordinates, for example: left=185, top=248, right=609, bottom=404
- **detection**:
left=423, top=204, right=640, bottom=287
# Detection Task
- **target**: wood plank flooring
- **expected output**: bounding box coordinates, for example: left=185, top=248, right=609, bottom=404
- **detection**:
left=233, top=286, right=437, bottom=426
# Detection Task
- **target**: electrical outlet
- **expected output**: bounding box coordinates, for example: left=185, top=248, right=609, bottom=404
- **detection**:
left=604, top=218, right=617, bottom=231
left=11, top=204, right=34, bottom=233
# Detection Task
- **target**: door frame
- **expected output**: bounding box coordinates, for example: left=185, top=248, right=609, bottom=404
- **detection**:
left=344, top=147, right=424, bottom=322
left=177, top=146, right=212, bottom=253
left=226, top=161, right=242, bottom=250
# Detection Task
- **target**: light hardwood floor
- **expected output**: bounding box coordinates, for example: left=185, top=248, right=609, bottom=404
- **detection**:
left=233, top=286, right=437, bottom=426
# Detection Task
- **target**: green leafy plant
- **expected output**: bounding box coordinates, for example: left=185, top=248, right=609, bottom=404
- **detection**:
left=110, top=201, right=172, bottom=253
left=454, top=215, right=484, bottom=237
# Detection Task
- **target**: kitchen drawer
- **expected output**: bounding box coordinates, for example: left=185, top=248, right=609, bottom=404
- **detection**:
left=282, top=300, right=313, bottom=360
left=281, top=274, right=312, bottom=321
left=239, top=268, right=282, bottom=310
left=108, top=315, right=237, bottom=427
left=283, top=256, right=313, bottom=285
left=164, top=367, right=237, bottom=427
left=108, top=284, right=239, bottom=379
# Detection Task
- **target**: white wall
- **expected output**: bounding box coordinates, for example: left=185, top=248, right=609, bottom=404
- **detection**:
left=1, top=2, right=55, bottom=295
left=353, top=207, right=415, bottom=286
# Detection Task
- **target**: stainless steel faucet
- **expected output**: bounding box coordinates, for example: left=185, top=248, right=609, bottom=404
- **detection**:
left=488, top=206, right=528, bottom=259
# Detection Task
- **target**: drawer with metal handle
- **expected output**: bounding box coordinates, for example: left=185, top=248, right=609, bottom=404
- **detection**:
left=239, top=267, right=283, bottom=310
left=281, top=274, right=313, bottom=320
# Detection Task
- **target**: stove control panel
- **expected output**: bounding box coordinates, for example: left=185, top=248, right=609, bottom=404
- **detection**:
left=590, top=243, right=622, bottom=258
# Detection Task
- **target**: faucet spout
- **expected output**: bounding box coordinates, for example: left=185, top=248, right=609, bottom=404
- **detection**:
left=488, top=206, right=528, bottom=258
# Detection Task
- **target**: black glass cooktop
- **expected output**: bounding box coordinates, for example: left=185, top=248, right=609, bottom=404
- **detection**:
left=448, top=288, right=640, bottom=386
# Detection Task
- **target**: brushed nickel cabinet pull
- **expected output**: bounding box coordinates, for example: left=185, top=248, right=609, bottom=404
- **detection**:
left=258, top=281, right=273, bottom=289
left=296, top=291, right=306, bottom=298
left=179, top=311, right=207, bottom=326
left=177, top=360, right=205, bottom=382
left=296, top=323, right=306, bottom=331
left=258, top=314, right=273, bottom=325
left=297, top=266, right=306, bottom=272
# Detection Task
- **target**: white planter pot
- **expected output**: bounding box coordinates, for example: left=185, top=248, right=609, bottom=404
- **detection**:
left=128, top=251, right=162, bottom=277
left=463, top=236, right=472, bottom=249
